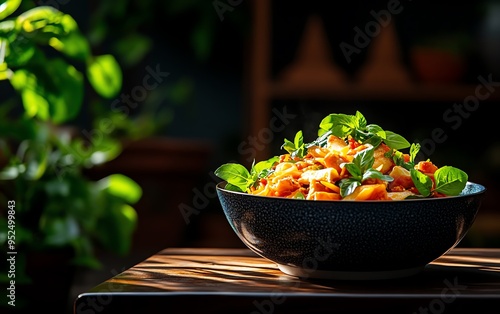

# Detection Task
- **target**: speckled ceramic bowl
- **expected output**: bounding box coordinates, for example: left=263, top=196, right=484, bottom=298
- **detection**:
left=216, top=181, right=486, bottom=280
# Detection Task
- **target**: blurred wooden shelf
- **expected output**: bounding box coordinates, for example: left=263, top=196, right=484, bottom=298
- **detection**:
left=266, top=12, right=497, bottom=102
left=271, top=81, right=500, bottom=101
left=247, top=1, right=500, bottom=162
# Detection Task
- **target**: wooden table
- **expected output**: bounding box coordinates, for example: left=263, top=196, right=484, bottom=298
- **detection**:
left=74, top=247, right=500, bottom=314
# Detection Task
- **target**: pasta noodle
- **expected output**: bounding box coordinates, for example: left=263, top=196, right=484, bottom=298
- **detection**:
left=249, top=134, right=439, bottom=201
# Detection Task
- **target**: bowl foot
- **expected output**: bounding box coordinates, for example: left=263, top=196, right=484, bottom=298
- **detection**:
left=277, top=264, right=424, bottom=280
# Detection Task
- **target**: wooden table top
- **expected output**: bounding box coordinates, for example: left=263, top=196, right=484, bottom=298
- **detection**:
left=74, top=247, right=500, bottom=314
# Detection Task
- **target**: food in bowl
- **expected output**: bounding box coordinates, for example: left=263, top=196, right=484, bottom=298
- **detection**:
left=214, top=111, right=486, bottom=280
left=215, top=111, right=469, bottom=201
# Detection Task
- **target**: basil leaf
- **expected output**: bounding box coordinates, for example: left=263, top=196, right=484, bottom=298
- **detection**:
left=281, top=138, right=294, bottom=153
left=87, top=54, right=122, bottom=99
left=365, top=124, right=385, bottom=138
left=392, top=150, right=405, bottom=167
left=251, top=156, right=278, bottom=179
left=409, top=143, right=420, bottom=163
left=214, top=163, right=252, bottom=192
left=339, top=178, right=361, bottom=198
left=294, top=130, right=303, bottom=149
left=384, top=131, right=410, bottom=150
left=293, top=130, right=306, bottom=158
left=224, top=183, right=243, bottom=192
left=434, top=166, right=468, bottom=196
left=354, top=111, right=367, bottom=129
left=351, top=128, right=371, bottom=143
left=317, top=128, right=328, bottom=137
left=281, top=131, right=305, bottom=158
left=317, top=112, right=410, bottom=152
left=0, top=0, right=21, bottom=20
left=319, top=113, right=355, bottom=137
left=307, top=130, right=332, bottom=148
left=362, top=169, right=394, bottom=182
left=410, top=169, right=433, bottom=197
left=354, top=146, right=375, bottom=173
left=363, top=135, right=383, bottom=148
left=343, top=162, right=361, bottom=179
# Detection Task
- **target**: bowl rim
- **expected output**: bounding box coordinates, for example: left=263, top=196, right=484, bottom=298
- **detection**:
left=216, top=181, right=486, bottom=203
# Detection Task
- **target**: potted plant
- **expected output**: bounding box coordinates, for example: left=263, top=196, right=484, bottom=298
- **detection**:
left=0, top=1, right=142, bottom=312
left=80, top=0, right=219, bottom=254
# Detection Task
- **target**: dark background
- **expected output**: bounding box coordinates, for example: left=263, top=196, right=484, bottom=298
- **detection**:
left=3, top=1, right=500, bottom=310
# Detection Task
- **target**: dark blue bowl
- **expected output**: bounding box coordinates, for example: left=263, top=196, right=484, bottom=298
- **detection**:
left=216, top=181, right=486, bottom=280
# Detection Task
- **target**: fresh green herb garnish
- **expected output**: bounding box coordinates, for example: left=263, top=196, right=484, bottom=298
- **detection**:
left=293, top=191, right=305, bottom=199
left=215, top=156, right=279, bottom=192
left=251, top=156, right=279, bottom=180
left=392, top=143, right=421, bottom=171
left=319, top=111, right=410, bottom=150
left=410, top=168, right=433, bottom=197
left=409, top=143, right=420, bottom=164
left=215, top=111, right=469, bottom=199
left=214, top=163, right=252, bottom=192
left=339, top=146, right=394, bottom=197
left=282, top=130, right=306, bottom=158
left=434, top=166, right=468, bottom=196
left=411, top=165, right=468, bottom=197
left=305, top=130, right=332, bottom=148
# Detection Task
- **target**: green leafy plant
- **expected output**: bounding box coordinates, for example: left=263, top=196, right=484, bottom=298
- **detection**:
left=84, top=0, right=217, bottom=141
left=0, top=0, right=142, bottom=284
